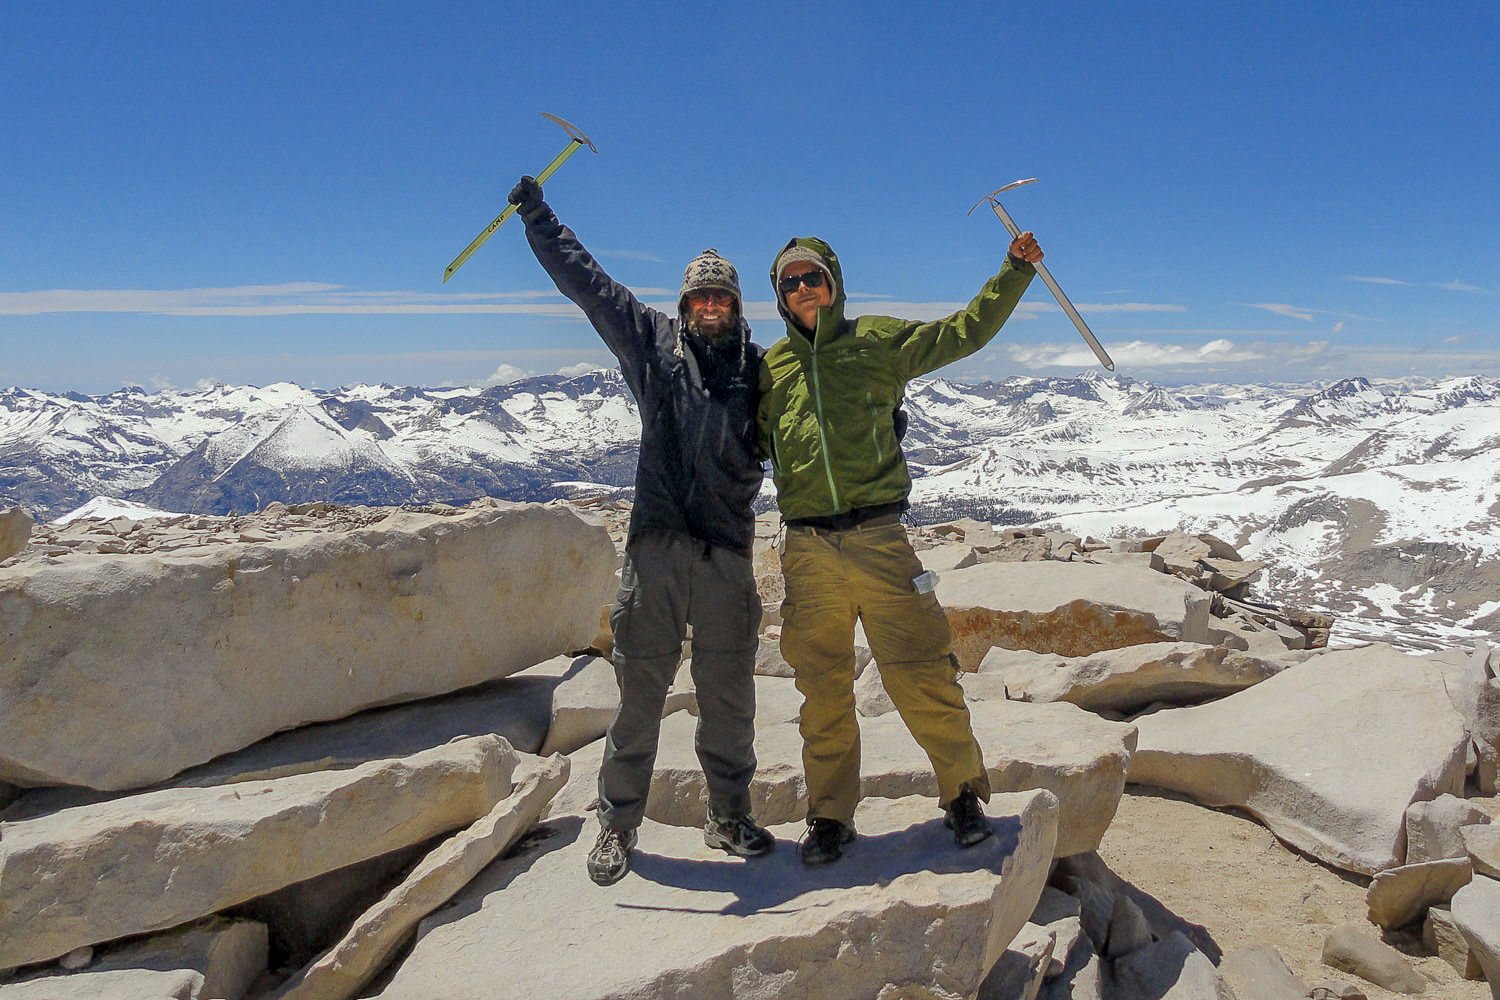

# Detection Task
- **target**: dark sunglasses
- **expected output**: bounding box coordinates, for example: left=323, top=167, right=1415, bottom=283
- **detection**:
left=686, top=288, right=735, bottom=305
left=777, top=270, right=828, bottom=295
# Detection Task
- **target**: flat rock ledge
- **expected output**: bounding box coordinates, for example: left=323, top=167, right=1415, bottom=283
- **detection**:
left=271, top=754, right=570, bottom=1000
left=0, top=917, right=267, bottom=1000
left=0, top=501, right=617, bottom=790
left=1130, top=645, right=1469, bottom=875
left=375, top=790, right=1059, bottom=1000
left=554, top=699, right=1133, bottom=859
left=935, top=561, right=1212, bottom=667
left=979, top=641, right=1294, bottom=713
left=0, top=735, right=516, bottom=969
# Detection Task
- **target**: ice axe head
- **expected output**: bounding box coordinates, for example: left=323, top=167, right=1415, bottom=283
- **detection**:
left=541, top=112, right=598, bottom=153
left=966, top=177, right=1038, bottom=216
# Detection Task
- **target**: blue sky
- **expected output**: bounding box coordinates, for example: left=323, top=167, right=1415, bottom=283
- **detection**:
left=3, top=2, right=1497, bottom=393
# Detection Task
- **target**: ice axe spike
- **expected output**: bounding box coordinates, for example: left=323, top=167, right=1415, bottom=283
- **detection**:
left=442, top=113, right=599, bottom=283
left=968, top=178, right=1115, bottom=371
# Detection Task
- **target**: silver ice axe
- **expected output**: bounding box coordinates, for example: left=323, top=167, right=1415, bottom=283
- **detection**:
left=442, top=112, right=599, bottom=283
left=968, top=178, right=1115, bottom=371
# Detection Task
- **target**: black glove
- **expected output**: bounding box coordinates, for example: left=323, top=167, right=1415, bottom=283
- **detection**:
left=508, top=176, right=544, bottom=217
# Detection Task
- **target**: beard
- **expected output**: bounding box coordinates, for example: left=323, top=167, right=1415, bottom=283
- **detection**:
left=687, top=307, right=737, bottom=343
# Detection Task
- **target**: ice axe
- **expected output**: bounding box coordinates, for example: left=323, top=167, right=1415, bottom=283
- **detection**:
left=968, top=178, right=1115, bottom=371
left=442, top=112, right=598, bottom=283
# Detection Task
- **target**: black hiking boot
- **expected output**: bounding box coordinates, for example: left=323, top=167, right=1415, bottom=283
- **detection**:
left=704, top=811, right=776, bottom=857
left=586, top=825, right=638, bottom=886
left=799, top=817, right=856, bottom=865
left=944, top=786, right=993, bottom=848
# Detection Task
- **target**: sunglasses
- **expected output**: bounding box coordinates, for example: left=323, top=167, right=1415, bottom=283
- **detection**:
left=686, top=288, right=735, bottom=305
left=777, top=270, right=828, bottom=295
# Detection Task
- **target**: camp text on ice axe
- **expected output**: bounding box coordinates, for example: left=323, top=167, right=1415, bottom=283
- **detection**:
left=442, top=113, right=598, bottom=283
left=968, top=178, right=1115, bottom=371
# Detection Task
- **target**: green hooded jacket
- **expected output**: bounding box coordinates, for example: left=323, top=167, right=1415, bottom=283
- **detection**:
left=757, top=237, right=1035, bottom=522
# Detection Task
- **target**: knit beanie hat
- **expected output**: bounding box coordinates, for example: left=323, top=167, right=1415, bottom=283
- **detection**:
left=679, top=249, right=742, bottom=311
left=773, top=245, right=837, bottom=302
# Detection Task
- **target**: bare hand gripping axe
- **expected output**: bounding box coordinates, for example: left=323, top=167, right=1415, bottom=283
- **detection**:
left=969, top=178, right=1115, bottom=371
left=443, top=113, right=598, bottom=283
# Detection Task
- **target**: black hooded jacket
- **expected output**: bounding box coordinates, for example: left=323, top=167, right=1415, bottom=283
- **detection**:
left=520, top=202, right=763, bottom=555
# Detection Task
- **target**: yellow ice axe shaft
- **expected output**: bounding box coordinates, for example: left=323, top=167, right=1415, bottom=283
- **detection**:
left=969, top=178, right=1116, bottom=371
left=442, top=113, right=598, bottom=283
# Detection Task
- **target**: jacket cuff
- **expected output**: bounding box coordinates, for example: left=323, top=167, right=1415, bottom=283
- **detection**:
left=519, top=199, right=553, bottom=226
left=1006, top=253, right=1035, bottom=273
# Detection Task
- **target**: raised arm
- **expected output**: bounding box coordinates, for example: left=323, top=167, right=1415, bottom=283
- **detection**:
left=889, top=233, right=1042, bottom=381
left=509, top=177, right=667, bottom=387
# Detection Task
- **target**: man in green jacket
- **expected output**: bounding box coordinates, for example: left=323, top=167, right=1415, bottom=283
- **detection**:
left=758, top=231, right=1043, bottom=864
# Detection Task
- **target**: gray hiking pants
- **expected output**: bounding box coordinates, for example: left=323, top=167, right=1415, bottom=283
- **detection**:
left=597, top=528, right=761, bottom=832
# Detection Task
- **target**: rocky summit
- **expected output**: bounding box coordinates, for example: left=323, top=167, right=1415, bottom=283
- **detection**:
left=6, top=371, right=1500, bottom=648
left=0, top=498, right=1498, bottom=998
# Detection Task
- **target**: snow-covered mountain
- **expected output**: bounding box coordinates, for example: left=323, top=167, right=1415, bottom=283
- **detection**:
left=4, top=371, right=1499, bottom=648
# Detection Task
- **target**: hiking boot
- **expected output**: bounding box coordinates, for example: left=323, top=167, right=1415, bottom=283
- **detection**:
left=799, top=818, right=855, bottom=865
left=704, top=811, right=776, bottom=857
left=944, top=787, right=992, bottom=848
left=586, top=825, right=638, bottom=886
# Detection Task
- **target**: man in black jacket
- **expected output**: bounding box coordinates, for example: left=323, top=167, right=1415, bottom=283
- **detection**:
left=508, top=176, right=774, bottom=885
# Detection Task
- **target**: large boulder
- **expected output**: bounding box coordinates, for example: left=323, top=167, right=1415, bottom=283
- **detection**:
left=0, top=502, right=616, bottom=790
left=1366, top=858, right=1473, bottom=930
left=0, top=508, right=30, bottom=565
left=1451, top=875, right=1500, bottom=996
left=1129, top=645, right=1468, bottom=875
left=1110, top=930, right=1232, bottom=999
left=552, top=699, right=1133, bottom=858
left=935, top=562, right=1212, bottom=667
left=0, top=735, right=515, bottom=969
left=980, top=642, right=1293, bottom=713
left=532, top=655, right=694, bottom=757
left=375, top=791, right=1059, bottom=1000
left=1406, top=794, right=1491, bottom=864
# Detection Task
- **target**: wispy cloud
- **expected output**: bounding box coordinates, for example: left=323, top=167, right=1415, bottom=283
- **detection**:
left=1244, top=302, right=1375, bottom=323
left=1444, top=335, right=1465, bottom=345
left=1247, top=302, right=1316, bottom=321
left=1436, top=279, right=1486, bottom=293
left=1007, top=338, right=1267, bottom=369
left=1076, top=302, right=1187, bottom=314
left=0, top=283, right=587, bottom=317
left=1343, top=275, right=1412, bottom=286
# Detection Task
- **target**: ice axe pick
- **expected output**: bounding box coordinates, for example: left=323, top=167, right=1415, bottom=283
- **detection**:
left=968, top=178, right=1115, bottom=371
left=442, top=112, right=598, bottom=283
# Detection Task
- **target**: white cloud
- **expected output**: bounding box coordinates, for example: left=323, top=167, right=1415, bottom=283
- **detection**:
left=475, top=364, right=530, bottom=387
left=1437, top=279, right=1486, bottom=293
left=1444, top=335, right=1465, bottom=345
left=1332, top=321, right=1345, bottom=334
left=1343, top=275, right=1412, bottom=286
left=557, top=361, right=606, bottom=377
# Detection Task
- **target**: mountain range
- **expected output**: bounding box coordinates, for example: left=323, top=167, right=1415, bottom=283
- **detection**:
left=4, top=370, right=1498, bottom=649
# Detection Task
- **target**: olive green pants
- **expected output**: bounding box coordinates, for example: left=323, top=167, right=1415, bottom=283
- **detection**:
left=779, top=518, right=990, bottom=826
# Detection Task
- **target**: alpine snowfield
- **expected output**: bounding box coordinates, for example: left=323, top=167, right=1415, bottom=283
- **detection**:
left=3, top=371, right=1498, bottom=649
